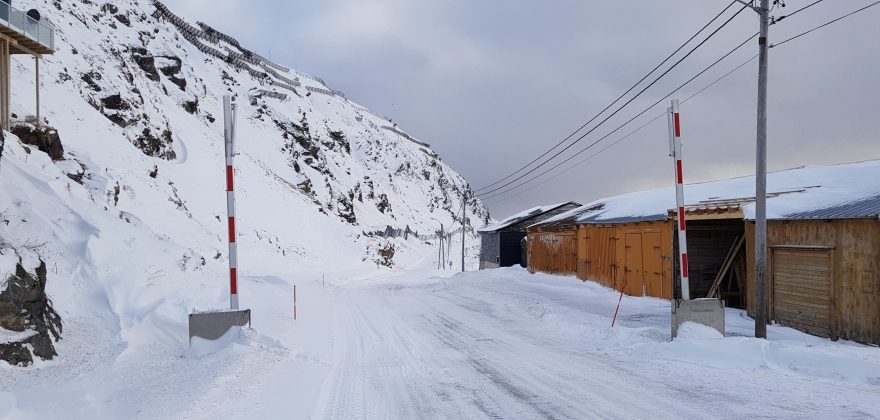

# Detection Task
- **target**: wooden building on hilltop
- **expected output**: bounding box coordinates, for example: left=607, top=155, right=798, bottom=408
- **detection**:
left=478, top=202, right=580, bottom=270
left=526, top=160, right=880, bottom=344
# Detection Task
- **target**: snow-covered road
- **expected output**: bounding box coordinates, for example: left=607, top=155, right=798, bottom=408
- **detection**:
left=4, top=246, right=880, bottom=419
left=312, top=266, right=880, bottom=419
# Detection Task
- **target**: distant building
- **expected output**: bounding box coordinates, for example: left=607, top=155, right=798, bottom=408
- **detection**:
left=527, top=160, right=880, bottom=345
left=478, top=202, right=580, bottom=270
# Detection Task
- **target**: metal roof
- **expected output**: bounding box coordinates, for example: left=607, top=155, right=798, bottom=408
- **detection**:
left=478, top=202, right=579, bottom=232
left=578, top=212, right=668, bottom=224
left=782, top=193, right=880, bottom=220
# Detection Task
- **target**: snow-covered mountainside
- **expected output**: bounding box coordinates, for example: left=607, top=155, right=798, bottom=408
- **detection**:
left=0, top=0, right=488, bottom=365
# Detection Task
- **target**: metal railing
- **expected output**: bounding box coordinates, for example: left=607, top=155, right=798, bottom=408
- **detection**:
left=0, top=3, right=55, bottom=51
left=365, top=224, right=472, bottom=241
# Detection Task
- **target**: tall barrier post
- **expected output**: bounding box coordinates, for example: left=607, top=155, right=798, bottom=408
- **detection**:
left=187, top=94, right=250, bottom=346
left=224, top=95, right=239, bottom=310
left=668, top=99, right=725, bottom=339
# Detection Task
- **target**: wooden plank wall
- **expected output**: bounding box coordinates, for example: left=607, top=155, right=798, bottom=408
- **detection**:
left=577, top=226, right=618, bottom=289
left=575, top=222, right=674, bottom=299
left=746, top=218, right=880, bottom=344
left=527, top=232, right=577, bottom=276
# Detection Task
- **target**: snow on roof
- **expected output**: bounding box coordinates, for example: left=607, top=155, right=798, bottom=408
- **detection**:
left=534, top=159, right=880, bottom=227
left=478, top=202, right=570, bottom=232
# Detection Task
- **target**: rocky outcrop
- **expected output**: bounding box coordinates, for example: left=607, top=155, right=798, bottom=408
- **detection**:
left=0, top=262, right=63, bottom=367
left=11, top=122, right=64, bottom=161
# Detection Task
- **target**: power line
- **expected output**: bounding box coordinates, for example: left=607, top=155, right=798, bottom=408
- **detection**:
left=770, top=0, right=824, bottom=24
left=482, top=0, right=846, bottom=205
left=472, top=1, right=739, bottom=192
left=476, top=5, right=749, bottom=197
left=771, top=0, right=880, bottom=47
left=481, top=32, right=757, bottom=201
left=485, top=55, right=760, bottom=206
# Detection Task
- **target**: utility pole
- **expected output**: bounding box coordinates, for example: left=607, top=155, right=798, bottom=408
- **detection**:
left=755, top=0, right=770, bottom=339
left=735, top=0, right=770, bottom=338
left=461, top=196, right=466, bottom=272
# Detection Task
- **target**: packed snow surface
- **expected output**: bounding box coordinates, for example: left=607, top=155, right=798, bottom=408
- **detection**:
left=3, top=249, right=880, bottom=419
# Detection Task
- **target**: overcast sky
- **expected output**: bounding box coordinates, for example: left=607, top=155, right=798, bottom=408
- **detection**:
left=173, top=0, right=880, bottom=219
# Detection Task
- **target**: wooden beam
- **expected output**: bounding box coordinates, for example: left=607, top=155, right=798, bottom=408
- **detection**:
left=707, top=235, right=746, bottom=298
left=9, top=40, right=40, bottom=58
left=0, top=32, right=17, bottom=47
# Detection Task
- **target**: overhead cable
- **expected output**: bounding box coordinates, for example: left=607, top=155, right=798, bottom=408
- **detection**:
left=485, top=54, right=759, bottom=206
left=480, top=32, right=757, bottom=201
left=476, top=5, right=748, bottom=197
left=772, top=0, right=880, bottom=47
left=483, top=0, right=848, bottom=204
left=473, top=1, right=739, bottom=192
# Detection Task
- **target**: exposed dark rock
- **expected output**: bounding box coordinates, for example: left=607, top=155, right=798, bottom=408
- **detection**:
left=130, top=47, right=160, bottom=82
left=157, top=56, right=185, bottom=90
left=133, top=128, right=176, bottom=160
left=182, top=98, right=198, bottom=114
left=369, top=242, right=395, bottom=267
left=0, top=262, right=63, bottom=367
left=329, top=130, right=350, bottom=154
left=377, top=193, right=392, bottom=214
left=169, top=75, right=186, bottom=90
left=81, top=71, right=102, bottom=91
left=67, top=172, right=84, bottom=184
left=101, top=3, right=118, bottom=14
left=157, top=56, right=182, bottom=76
left=337, top=195, right=356, bottom=224
left=100, top=93, right=129, bottom=110
left=104, top=113, right=127, bottom=128
left=11, top=123, right=64, bottom=161
left=113, top=14, right=130, bottom=26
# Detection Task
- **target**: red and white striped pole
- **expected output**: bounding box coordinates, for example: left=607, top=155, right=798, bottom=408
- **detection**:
left=224, top=95, right=240, bottom=310
left=668, top=100, right=691, bottom=300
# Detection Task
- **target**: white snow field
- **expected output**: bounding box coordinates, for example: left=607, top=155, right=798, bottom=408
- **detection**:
left=0, top=0, right=878, bottom=418
left=4, top=242, right=880, bottom=419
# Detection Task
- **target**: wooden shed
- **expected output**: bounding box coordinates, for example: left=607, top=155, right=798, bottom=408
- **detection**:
left=529, top=206, right=675, bottom=299
left=527, top=160, right=880, bottom=344
left=478, top=202, right=580, bottom=270
left=744, top=200, right=880, bottom=343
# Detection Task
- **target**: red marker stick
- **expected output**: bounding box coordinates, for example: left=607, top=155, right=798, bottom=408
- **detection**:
left=612, top=282, right=627, bottom=328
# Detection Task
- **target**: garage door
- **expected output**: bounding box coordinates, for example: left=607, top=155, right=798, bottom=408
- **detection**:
left=772, top=248, right=833, bottom=338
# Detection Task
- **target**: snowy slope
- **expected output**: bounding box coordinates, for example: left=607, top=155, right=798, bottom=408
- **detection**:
left=0, top=0, right=488, bottom=367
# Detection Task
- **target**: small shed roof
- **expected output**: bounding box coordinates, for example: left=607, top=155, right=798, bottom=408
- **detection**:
left=478, top=202, right=578, bottom=233
left=535, top=159, right=880, bottom=227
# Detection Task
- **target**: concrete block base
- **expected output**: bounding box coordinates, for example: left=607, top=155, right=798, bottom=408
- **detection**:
left=671, top=298, right=725, bottom=339
left=188, top=309, right=251, bottom=344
